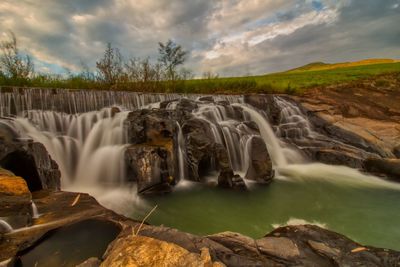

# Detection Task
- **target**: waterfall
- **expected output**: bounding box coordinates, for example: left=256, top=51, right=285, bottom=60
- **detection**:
left=176, top=122, right=186, bottom=181
left=275, top=96, right=315, bottom=139
left=31, top=201, right=39, bottom=219
left=1, top=89, right=397, bottom=196
left=233, top=103, right=400, bottom=189
left=0, top=87, right=242, bottom=116
left=233, top=103, right=288, bottom=167
left=3, top=108, right=129, bottom=188
left=0, top=219, right=13, bottom=233
left=192, top=103, right=256, bottom=172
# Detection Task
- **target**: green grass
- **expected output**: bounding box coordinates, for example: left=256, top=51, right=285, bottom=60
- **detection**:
left=181, top=62, right=400, bottom=94
left=1, top=62, right=399, bottom=95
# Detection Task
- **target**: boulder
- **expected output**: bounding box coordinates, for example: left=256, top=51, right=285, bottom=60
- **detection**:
left=218, top=171, right=246, bottom=190
left=363, top=158, right=400, bottom=181
left=263, top=224, right=400, bottom=267
left=125, top=145, right=174, bottom=194
left=245, top=136, right=274, bottom=183
left=101, top=232, right=225, bottom=267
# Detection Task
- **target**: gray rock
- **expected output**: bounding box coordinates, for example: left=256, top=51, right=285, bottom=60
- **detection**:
left=245, top=136, right=274, bottom=183
left=218, top=171, right=246, bottom=190
left=0, top=138, right=60, bottom=192
left=256, top=237, right=300, bottom=259
left=125, top=145, right=173, bottom=194
left=363, top=158, right=400, bottom=181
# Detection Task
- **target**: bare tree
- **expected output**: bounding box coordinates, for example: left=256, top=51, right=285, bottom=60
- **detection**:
left=202, top=71, right=219, bottom=79
left=158, top=40, right=187, bottom=81
left=0, top=31, right=34, bottom=79
left=96, top=43, right=124, bottom=85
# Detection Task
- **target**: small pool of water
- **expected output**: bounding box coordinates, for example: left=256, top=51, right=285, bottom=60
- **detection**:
left=130, top=178, right=400, bottom=250
left=14, top=219, right=120, bottom=267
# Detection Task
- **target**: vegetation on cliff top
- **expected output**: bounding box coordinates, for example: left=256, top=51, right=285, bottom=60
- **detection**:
left=1, top=32, right=399, bottom=94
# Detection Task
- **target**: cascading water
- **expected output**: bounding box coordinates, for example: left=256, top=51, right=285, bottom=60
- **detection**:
left=235, top=103, right=400, bottom=189
left=4, top=108, right=129, bottom=188
left=31, top=201, right=39, bottom=219
left=192, top=103, right=259, bottom=172
left=176, top=122, right=186, bottom=181
left=0, top=219, right=13, bottom=233
left=233, top=103, right=288, bottom=167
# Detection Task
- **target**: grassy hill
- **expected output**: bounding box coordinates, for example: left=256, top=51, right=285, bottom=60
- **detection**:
left=183, top=60, right=400, bottom=94
left=287, top=59, right=399, bottom=73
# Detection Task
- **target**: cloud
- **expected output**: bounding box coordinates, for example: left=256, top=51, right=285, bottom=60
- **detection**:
left=0, top=0, right=398, bottom=76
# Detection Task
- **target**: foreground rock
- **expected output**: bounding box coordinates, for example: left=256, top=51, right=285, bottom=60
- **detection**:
left=0, top=168, right=33, bottom=232
left=102, top=232, right=224, bottom=267
left=0, top=188, right=399, bottom=267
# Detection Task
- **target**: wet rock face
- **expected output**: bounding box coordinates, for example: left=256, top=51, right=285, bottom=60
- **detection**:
left=124, top=109, right=178, bottom=194
left=243, top=94, right=281, bottom=124
left=393, top=145, right=400, bottom=159
left=124, top=109, right=176, bottom=145
left=0, top=138, right=60, bottom=192
left=218, top=171, right=246, bottom=190
left=245, top=136, right=274, bottom=183
left=125, top=145, right=173, bottom=194
left=363, top=158, right=400, bottom=181
left=182, top=118, right=217, bottom=181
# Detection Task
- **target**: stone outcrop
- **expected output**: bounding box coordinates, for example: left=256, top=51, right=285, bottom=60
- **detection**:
left=124, top=110, right=177, bottom=193
left=182, top=118, right=217, bottom=181
left=245, top=136, right=274, bottom=183
left=0, top=137, right=60, bottom=192
left=290, top=74, right=400, bottom=163
left=218, top=171, right=246, bottom=190
left=125, top=145, right=174, bottom=194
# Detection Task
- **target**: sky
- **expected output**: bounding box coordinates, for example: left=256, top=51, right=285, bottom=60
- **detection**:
left=0, top=0, right=399, bottom=77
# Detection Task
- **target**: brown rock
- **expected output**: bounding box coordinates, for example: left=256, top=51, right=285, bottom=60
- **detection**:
left=256, top=237, right=300, bottom=259
left=308, top=240, right=340, bottom=258
left=101, top=234, right=225, bottom=267
left=363, top=158, right=400, bottom=181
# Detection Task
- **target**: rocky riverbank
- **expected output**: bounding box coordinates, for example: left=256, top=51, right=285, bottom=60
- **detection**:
left=1, top=178, right=399, bottom=267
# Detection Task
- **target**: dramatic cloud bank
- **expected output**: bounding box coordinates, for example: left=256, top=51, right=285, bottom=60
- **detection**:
left=0, top=0, right=399, bottom=76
